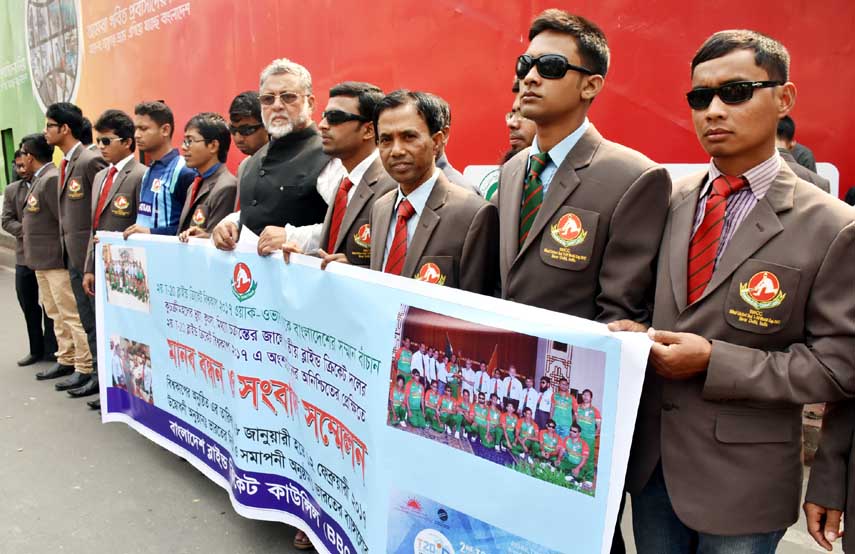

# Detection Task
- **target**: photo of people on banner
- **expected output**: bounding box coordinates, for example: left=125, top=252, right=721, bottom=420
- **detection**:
left=103, top=244, right=151, bottom=312
left=387, top=307, right=604, bottom=495
left=109, top=335, right=154, bottom=403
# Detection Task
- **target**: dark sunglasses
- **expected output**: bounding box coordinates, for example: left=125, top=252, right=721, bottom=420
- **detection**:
left=322, top=109, right=369, bottom=125
left=228, top=124, right=264, bottom=136
left=686, top=80, right=782, bottom=110
left=96, top=136, right=124, bottom=146
left=516, top=54, right=593, bottom=80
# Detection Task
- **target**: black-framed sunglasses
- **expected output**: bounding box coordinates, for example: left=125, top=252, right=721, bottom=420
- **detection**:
left=96, top=136, right=124, bottom=146
left=516, top=54, right=594, bottom=80
left=686, top=80, right=782, bottom=110
left=322, top=109, right=369, bottom=125
left=229, top=124, right=264, bottom=136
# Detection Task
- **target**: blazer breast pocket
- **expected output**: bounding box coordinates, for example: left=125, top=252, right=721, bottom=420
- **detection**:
left=539, top=206, right=599, bottom=271
left=724, top=259, right=801, bottom=334
left=412, top=255, right=456, bottom=288
left=344, top=218, right=372, bottom=266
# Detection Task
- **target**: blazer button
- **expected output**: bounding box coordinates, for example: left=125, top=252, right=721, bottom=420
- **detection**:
left=259, top=169, right=266, bottom=177
left=251, top=199, right=258, bottom=206
left=662, top=402, right=677, bottom=412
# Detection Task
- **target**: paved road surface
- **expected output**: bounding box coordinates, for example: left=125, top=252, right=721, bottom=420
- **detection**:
left=0, top=255, right=842, bottom=554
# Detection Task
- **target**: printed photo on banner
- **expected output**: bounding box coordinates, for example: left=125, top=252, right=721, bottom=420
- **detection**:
left=103, top=244, right=151, bottom=313
left=109, top=335, right=154, bottom=404
left=387, top=306, right=605, bottom=496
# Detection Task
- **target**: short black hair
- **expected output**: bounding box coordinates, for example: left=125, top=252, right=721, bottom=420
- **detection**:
left=374, top=89, right=445, bottom=137
left=571, top=422, right=582, bottom=433
left=582, top=388, right=593, bottom=398
left=427, top=93, right=451, bottom=128
left=529, top=9, right=610, bottom=77
left=19, top=133, right=53, bottom=163
left=777, top=115, right=795, bottom=141
left=396, top=375, right=405, bottom=384
left=134, top=100, right=175, bottom=137
left=46, top=102, right=85, bottom=139
left=185, top=112, right=231, bottom=163
left=95, top=109, right=137, bottom=152
left=13, top=149, right=24, bottom=159
left=523, top=407, right=532, bottom=415
left=80, top=117, right=93, bottom=145
left=228, top=91, right=262, bottom=121
left=691, top=30, right=790, bottom=82
left=329, top=81, right=384, bottom=121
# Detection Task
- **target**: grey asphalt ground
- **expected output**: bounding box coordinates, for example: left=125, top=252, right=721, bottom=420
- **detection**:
left=0, top=248, right=841, bottom=554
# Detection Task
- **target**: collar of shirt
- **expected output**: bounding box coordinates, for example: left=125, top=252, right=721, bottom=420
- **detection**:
left=393, top=168, right=441, bottom=217
left=530, top=117, right=591, bottom=191
left=704, top=151, right=781, bottom=200
left=33, top=163, right=50, bottom=179
left=152, top=148, right=180, bottom=168
left=63, top=142, right=81, bottom=161
left=347, top=150, right=379, bottom=186
left=196, top=162, right=221, bottom=180
left=111, top=154, right=135, bottom=174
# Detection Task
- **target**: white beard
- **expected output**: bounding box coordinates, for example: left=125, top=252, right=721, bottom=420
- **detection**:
left=263, top=109, right=309, bottom=140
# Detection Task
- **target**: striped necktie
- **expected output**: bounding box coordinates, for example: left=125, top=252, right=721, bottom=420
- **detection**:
left=519, top=152, right=550, bottom=245
left=384, top=199, right=416, bottom=275
left=327, top=177, right=354, bottom=252
left=687, top=174, right=747, bottom=304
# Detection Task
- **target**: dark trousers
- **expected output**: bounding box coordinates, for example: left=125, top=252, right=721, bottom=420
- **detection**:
left=15, top=264, right=57, bottom=357
left=68, top=267, right=97, bottom=370
left=535, top=408, right=550, bottom=429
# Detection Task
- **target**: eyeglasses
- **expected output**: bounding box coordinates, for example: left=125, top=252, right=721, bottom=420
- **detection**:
left=258, top=91, right=303, bottom=106
left=322, top=109, right=369, bottom=125
left=96, top=136, right=124, bottom=146
left=516, top=54, right=593, bottom=80
left=181, top=137, right=207, bottom=149
left=228, top=124, right=264, bottom=136
left=44, top=122, right=61, bottom=130
left=686, top=81, right=782, bottom=110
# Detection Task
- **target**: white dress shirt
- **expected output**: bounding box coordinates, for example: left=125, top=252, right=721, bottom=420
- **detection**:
left=502, top=376, right=523, bottom=402
left=410, top=350, right=426, bottom=375
left=381, top=169, right=440, bottom=269
left=529, top=117, right=590, bottom=194
left=537, top=387, right=554, bottom=412
left=520, top=387, right=540, bottom=413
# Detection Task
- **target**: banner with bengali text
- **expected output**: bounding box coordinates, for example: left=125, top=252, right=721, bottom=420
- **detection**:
left=95, top=232, right=651, bottom=554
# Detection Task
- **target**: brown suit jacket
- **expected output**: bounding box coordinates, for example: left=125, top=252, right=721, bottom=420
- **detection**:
left=806, top=400, right=855, bottom=553
left=779, top=148, right=830, bottom=193
left=627, top=164, right=855, bottom=535
left=84, top=158, right=146, bottom=274
left=177, top=164, right=236, bottom=233
left=2, top=180, right=28, bottom=264
left=318, top=156, right=396, bottom=265
left=369, top=172, right=498, bottom=295
left=59, top=143, right=107, bottom=271
left=497, top=124, right=671, bottom=323
left=23, top=164, right=64, bottom=270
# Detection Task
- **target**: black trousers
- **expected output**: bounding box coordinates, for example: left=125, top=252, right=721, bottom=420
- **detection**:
left=68, top=266, right=97, bottom=370
left=15, top=264, right=57, bottom=357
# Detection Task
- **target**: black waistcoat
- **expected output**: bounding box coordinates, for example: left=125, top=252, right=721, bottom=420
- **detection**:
left=239, top=125, right=330, bottom=235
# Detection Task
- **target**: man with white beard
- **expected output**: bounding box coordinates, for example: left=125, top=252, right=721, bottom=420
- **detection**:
left=212, top=58, right=344, bottom=255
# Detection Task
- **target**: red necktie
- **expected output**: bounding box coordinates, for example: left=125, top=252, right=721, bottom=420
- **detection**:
left=687, top=174, right=747, bottom=304
left=384, top=199, right=416, bottom=275
left=187, top=176, right=203, bottom=207
left=327, top=177, right=354, bottom=252
left=60, top=159, right=68, bottom=189
left=92, top=166, right=118, bottom=229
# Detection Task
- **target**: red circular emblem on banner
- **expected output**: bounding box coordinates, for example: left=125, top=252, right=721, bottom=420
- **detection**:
left=746, top=271, right=780, bottom=303
left=555, top=213, right=583, bottom=240
left=233, top=263, right=253, bottom=295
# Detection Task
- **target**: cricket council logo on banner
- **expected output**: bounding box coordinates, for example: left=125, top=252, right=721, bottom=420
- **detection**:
left=231, top=262, right=257, bottom=302
left=550, top=213, right=587, bottom=248
left=739, top=271, right=785, bottom=310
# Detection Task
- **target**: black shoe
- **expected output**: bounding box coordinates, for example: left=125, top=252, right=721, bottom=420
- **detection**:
left=35, top=363, right=75, bottom=380
left=55, top=371, right=91, bottom=391
left=68, top=375, right=99, bottom=398
left=87, top=399, right=101, bottom=410
left=43, top=353, right=57, bottom=363
left=17, top=354, right=41, bottom=366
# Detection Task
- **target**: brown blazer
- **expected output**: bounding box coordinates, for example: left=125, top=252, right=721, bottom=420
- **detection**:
left=497, top=124, right=671, bottom=323
left=369, top=172, right=498, bottom=295
left=779, top=148, right=830, bottom=193
left=318, top=156, right=396, bottom=265
left=627, top=164, right=855, bottom=535
left=23, top=164, right=64, bottom=270
left=58, top=143, right=107, bottom=271
left=806, top=400, right=855, bottom=553
left=2, top=180, right=28, bottom=264
left=177, top=164, right=236, bottom=233
left=84, top=158, right=146, bottom=274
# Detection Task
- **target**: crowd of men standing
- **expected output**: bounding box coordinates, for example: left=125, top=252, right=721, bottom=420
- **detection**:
left=3, top=7, right=855, bottom=554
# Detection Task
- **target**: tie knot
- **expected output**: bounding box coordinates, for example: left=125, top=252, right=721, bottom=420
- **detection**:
left=711, top=175, right=747, bottom=199
left=107, top=166, right=118, bottom=177
left=340, top=177, right=354, bottom=193
left=529, top=152, right=551, bottom=175
left=397, top=199, right=415, bottom=220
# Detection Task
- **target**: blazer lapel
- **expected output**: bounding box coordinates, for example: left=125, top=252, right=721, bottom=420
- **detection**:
left=669, top=174, right=705, bottom=313
left=515, top=126, right=600, bottom=259
left=499, top=152, right=526, bottom=275
left=335, top=158, right=382, bottom=252
left=695, top=165, right=795, bottom=304
left=61, top=146, right=82, bottom=191
left=402, top=174, right=447, bottom=279
left=370, top=189, right=396, bottom=271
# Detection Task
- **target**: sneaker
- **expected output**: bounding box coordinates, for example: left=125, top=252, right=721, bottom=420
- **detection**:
left=527, top=456, right=534, bottom=465
left=454, top=431, right=460, bottom=439
left=446, top=426, right=452, bottom=435
left=564, top=474, right=577, bottom=483
left=469, top=435, right=476, bottom=442
left=401, top=421, right=407, bottom=428
left=494, top=445, right=500, bottom=452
